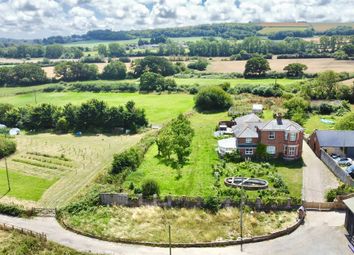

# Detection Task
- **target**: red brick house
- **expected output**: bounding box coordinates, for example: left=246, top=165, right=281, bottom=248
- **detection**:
left=218, top=113, right=304, bottom=160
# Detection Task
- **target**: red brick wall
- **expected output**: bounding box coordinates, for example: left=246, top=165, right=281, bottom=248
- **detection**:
left=308, top=132, right=320, bottom=157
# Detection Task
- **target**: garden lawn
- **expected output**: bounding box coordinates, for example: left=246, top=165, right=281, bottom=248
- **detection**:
left=62, top=206, right=297, bottom=243
left=0, top=169, right=55, bottom=201
left=124, top=112, right=227, bottom=197
left=304, top=114, right=338, bottom=134
left=0, top=92, right=194, bottom=124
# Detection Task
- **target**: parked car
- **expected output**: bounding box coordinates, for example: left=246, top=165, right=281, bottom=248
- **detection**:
left=346, top=165, right=354, bottom=178
left=337, top=157, right=353, bottom=166
left=331, top=153, right=340, bottom=159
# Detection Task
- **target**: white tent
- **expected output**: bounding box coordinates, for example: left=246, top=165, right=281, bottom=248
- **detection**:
left=9, top=128, right=20, bottom=136
left=0, top=124, right=6, bottom=129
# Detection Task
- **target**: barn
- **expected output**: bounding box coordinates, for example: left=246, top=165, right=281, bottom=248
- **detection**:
left=309, top=130, right=354, bottom=158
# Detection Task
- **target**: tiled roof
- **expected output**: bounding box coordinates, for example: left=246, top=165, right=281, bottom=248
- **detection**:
left=316, top=130, right=354, bottom=147
left=234, top=113, right=262, bottom=124
left=260, top=119, right=304, bottom=132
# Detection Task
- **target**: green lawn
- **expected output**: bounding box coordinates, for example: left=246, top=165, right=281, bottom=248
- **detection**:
left=124, top=112, right=226, bottom=197
left=303, top=114, right=338, bottom=134
left=0, top=169, right=55, bottom=201
left=174, top=78, right=303, bottom=88
left=0, top=92, right=194, bottom=124
left=274, top=160, right=303, bottom=199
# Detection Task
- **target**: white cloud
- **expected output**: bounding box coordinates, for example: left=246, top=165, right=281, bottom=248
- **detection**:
left=0, top=0, right=353, bottom=39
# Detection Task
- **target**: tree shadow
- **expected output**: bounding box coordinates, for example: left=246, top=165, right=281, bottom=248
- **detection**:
left=154, top=155, right=190, bottom=170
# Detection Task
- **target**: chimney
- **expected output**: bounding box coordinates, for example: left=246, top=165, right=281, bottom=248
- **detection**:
left=276, top=113, right=283, bottom=125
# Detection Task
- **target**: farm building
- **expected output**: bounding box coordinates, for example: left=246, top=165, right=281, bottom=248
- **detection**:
left=344, top=197, right=354, bottom=237
left=252, top=104, right=263, bottom=113
left=309, top=130, right=354, bottom=158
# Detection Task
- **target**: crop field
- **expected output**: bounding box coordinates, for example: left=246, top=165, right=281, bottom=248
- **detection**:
left=310, top=22, right=354, bottom=32
left=1, top=92, right=194, bottom=124
left=206, top=57, right=354, bottom=73
left=0, top=133, right=142, bottom=207
left=259, top=26, right=308, bottom=35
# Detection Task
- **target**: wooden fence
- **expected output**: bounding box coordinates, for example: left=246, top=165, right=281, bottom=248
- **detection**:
left=0, top=222, right=47, bottom=241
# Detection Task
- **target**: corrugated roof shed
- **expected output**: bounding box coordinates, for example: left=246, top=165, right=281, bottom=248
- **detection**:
left=344, top=197, right=354, bottom=213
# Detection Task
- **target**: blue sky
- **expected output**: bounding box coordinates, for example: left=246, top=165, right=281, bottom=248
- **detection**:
left=0, top=0, right=353, bottom=39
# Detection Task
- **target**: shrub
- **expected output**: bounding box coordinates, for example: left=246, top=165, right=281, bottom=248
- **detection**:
left=0, top=137, right=16, bottom=159
left=0, top=203, right=28, bottom=217
left=111, top=148, right=141, bottom=174
left=224, top=150, right=243, bottom=163
left=203, top=196, right=220, bottom=214
left=141, top=179, right=160, bottom=198
left=194, top=86, right=233, bottom=112
left=118, top=57, right=131, bottom=63
left=101, top=61, right=127, bottom=80
left=187, top=58, right=209, bottom=71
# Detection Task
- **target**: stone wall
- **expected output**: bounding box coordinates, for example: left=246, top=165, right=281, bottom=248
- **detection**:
left=99, top=193, right=300, bottom=211
left=320, top=149, right=354, bottom=186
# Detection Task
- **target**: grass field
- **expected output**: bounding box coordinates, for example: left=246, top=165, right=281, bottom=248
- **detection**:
left=303, top=114, right=338, bottom=134
left=0, top=133, right=142, bottom=207
left=0, top=229, right=89, bottom=255
left=0, top=169, right=55, bottom=201
left=0, top=92, right=194, bottom=124
left=62, top=206, right=296, bottom=243
left=259, top=26, right=307, bottom=35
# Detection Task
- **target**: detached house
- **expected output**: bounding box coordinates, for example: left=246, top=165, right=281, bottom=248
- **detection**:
left=218, top=113, right=304, bottom=160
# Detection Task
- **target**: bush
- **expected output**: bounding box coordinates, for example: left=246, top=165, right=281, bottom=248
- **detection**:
left=0, top=137, right=16, bottom=159
left=326, top=184, right=354, bottom=202
left=194, top=86, right=233, bottom=112
left=80, top=55, right=105, bottom=63
left=118, top=57, right=131, bottom=63
left=101, top=61, right=127, bottom=80
left=0, top=203, right=29, bottom=217
left=141, top=179, right=160, bottom=198
left=202, top=196, right=220, bottom=214
left=111, top=148, right=141, bottom=174
left=187, top=58, right=209, bottom=71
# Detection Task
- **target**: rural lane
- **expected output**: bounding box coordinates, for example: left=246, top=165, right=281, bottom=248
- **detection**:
left=0, top=211, right=350, bottom=255
left=302, top=141, right=339, bottom=202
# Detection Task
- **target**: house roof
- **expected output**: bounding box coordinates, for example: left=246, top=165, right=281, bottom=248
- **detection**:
left=344, top=197, right=354, bottom=213
left=315, top=130, right=354, bottom=147
left=260, top=119, right=304, bottom=132
left=218, top=137, right=236, bottom=149
left=237, top=126, right=259, bottom=138
left=234, top=113, right=262, bottom=125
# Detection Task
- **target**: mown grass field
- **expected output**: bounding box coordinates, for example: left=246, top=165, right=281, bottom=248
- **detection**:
left=303, top=114, right=338, bottom=134
left=0, top=92, right=194, bottom=124
left=0, top=133, right=142, bottom=207
left=62, top=206, right=296, bottom=243
left=258, top=26, right=308, bottom=35
left=123, top=112, right=303, bottom=199
left=0, top=169, right=55, bottom=201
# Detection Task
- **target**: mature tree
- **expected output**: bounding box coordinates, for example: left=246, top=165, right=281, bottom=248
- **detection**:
left=101, top=61, right=127, bottom=80
left=314, top=71, right=339, bottom=99
left=244, top=56, right=271, bottom=77
left=187, top=58, right=209, bottom=71
left=108, top=43, right=126, bottom=57
left=156, top=114, right=194, bottom=164
left=54, top=62, right=98, bottom=81
left=25, top=104, right=58, bottom=130
left=284, top=96, right=310, bottom=125
left=335, top=112, right=354, bottom=130
left=194, top=86, right=233, bottom=112
left=133, top=56, right=177, bottom=77
left=139, top=72, right=165, bottom=91
left=76, top=99, right=108, bottom=130
left=45, top=44, right=65, bottom=58
left=1, top=64, right=48, bottom=86
left=283, top=63, right=308, bottom=77
left=97, top=44, right=108, bottom=57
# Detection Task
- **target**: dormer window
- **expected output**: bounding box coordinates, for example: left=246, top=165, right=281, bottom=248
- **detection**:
left=268, top=131, right=275, bottom=139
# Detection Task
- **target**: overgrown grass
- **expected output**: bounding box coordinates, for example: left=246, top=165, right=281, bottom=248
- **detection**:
left=62, top=206, right=296, bottom=243
left=0, top=229, right=90, bottom=255
left=0, top=169, right=55, bottom=201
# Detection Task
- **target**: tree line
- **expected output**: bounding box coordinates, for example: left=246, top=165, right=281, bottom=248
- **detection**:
left=0, top=99, right=148, bottom=133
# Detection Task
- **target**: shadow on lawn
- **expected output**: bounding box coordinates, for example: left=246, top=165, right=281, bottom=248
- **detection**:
left=0, top=189, right=10, bottom=200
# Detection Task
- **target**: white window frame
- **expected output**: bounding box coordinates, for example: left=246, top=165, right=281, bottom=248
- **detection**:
left=268, top=131, right=275, bottom=140
left=266, top=146, right=276, bottom=155
left=245, top=148, right=253, bottom=155
left=287, top=146, right=297, bottom=156
left=284, top=132, right=288, bottom=141
left=289, top=132, right=297, bottom=142
left=245, top=138, right=252, bottom=144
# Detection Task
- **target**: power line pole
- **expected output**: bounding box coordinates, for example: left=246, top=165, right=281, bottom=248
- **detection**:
left=168, top=225, right=172, bottom=255
left=240, top=181, right=244, bottom=252
left=5, top=157, right=10, bottom=191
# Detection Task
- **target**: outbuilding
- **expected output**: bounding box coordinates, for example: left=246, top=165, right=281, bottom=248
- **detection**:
left=344, top=197, right=354, bottom=237
left=309, top=130, right=354, bottom=158
left=252, top=104, right=263, bottom=113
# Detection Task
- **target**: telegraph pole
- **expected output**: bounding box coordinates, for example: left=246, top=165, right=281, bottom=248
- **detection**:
left=168, top=225, right=172, bottom=255
left=5, top=157, right=10, bottom=191
left=240, top=181, right=244, bottom=252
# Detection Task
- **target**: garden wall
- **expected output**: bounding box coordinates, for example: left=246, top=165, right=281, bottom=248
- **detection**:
left=320, top=149, right=354, bottom=186
left=99, top=193, right=301, bottom=211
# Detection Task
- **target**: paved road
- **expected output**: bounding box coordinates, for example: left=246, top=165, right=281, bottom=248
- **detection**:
left=0, top=211, right=350, bottom=255
left=302, top=141, right=339, bottom=202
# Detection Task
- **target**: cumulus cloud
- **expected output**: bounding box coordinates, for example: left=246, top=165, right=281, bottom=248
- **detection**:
left=0, top=0, right=353, bottom=39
